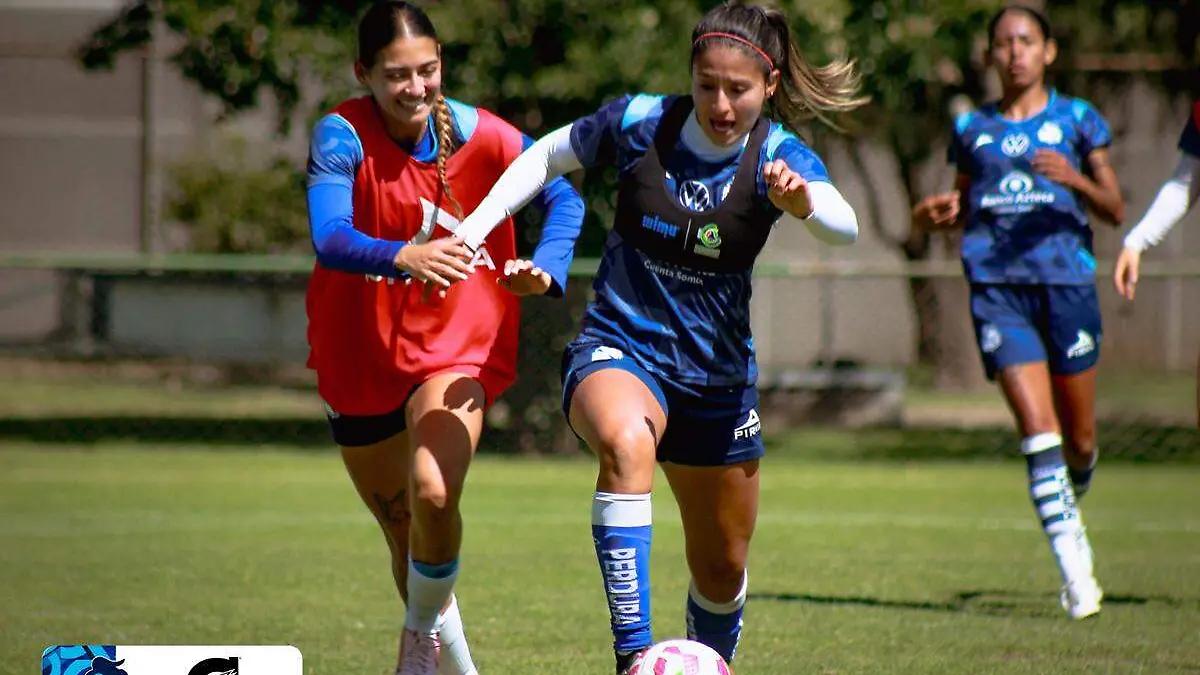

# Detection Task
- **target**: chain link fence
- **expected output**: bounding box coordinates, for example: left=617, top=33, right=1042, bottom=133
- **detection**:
left=0, top=257, right=1196, bottom=458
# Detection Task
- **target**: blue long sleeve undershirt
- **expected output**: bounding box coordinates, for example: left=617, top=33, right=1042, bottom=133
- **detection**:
left=306, top=111, right=583, bottom=297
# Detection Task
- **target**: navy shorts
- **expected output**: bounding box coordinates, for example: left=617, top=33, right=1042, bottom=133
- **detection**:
left=560, top=339, right=764, bottom=466
left=970, top=284, right=1102, bottom=380
left=323, top=397, right=410, bottom=448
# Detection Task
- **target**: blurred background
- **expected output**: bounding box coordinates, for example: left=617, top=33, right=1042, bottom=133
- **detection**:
left=5, top=2, right=1200, bottom=674
left=0, top=0, right=1197, bottom=457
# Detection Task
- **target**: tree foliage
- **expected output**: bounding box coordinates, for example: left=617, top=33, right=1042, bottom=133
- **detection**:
left=79, top=0, right=1198, bottom=391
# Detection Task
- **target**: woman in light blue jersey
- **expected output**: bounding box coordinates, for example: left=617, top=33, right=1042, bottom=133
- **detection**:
left=912, top=5, right=1125, bottom=620
left=455, top=2, right=864, bottom=671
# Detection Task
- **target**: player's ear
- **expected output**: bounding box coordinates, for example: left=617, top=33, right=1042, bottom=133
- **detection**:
left=1044, top=38, right=1058, bottom=67
left=353, top=61, right=369, bottom=86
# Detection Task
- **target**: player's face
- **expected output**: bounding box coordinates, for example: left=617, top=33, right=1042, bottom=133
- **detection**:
left=988, top=12, right=1055, bottom=92
left=691, top=45, right=778, bottom=147
left=356, top=36, right=442, bottom=140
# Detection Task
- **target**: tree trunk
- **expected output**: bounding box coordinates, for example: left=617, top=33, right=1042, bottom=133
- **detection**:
left=898, top=159, right=988, bottom=390
left=849, top=141, right=988, bottom=392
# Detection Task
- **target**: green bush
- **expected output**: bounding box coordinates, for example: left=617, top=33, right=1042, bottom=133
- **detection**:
left=166, top=138, right=309, bottom=254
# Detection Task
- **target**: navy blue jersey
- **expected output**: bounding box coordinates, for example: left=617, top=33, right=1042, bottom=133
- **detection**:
left=1180, top=102, right=1200, bottom=159
left=949, top=91, right=1112, bottom=286
left=569, top=93, right=830, bottom=387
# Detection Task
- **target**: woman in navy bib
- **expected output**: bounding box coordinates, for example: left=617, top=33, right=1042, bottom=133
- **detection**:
left=456, top=2, right=864, bottom=670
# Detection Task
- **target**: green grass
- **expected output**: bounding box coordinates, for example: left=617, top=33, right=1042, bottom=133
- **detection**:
left=2, top=368, right=1196, bottom=460
left=4, top=445, right=1198, bottom=674
left=0, top=377, right=317, bottom=419
left=904, top=372, right=1197, bottom=425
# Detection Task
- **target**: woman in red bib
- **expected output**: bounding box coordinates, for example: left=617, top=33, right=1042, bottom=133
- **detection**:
left=304, top=3, right=584, bottom=673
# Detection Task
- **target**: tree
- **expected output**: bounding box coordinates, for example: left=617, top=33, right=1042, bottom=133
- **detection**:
left=801, top=0, right=1005, bottom=389
left=79, top=0, right=1199, bottom=397
left=77, top=0, right=710, bottom=258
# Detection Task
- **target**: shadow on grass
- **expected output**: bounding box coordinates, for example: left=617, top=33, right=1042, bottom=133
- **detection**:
left=0, top=417, right=333, bottom=448
left=0, top=416, right=584, bottom=457
left=748, top=589, right=1194, bottom=618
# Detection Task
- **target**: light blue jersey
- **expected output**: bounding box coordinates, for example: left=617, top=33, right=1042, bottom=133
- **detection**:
left=950, top=91, right=1112, bottom=286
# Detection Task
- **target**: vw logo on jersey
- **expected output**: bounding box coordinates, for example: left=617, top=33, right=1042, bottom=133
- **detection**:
left=1037, top=121, right=1063, bottom=145
left=1001, top=133, right=1031, bottom=157
left=679, top=180, right=713, bottom=212
left=998, top=170, right=1035, bottom=195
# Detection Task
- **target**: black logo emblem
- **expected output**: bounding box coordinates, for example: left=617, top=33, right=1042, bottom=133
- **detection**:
left=188, top=657, right=239, bottom=675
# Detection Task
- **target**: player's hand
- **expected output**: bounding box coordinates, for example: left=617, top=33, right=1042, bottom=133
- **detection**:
left=763, top=160, right=813, bottom=218
left=1032, top=149, right=1083, bottom=189
left=1114, top=246, right=1141, bottom=301
left=394, top=236, right=474, bottom=295
left=498, top=258, right=553, bottom=296
left=912, top=191, right=961, bottom=231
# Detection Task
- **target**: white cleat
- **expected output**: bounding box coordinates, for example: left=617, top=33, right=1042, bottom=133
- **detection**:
left=1061, top=577, right=1103, bottom=620
left=396, top=628, right=441, bottom=675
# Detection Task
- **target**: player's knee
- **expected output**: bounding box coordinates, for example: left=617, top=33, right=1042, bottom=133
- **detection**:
left=594, top=422, right=657, bottom=474
left=410, top=472, right=459, bottom=517
left=1064, top=427, right=1097, bottom=456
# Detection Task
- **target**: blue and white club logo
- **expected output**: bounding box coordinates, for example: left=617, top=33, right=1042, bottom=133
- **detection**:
left=1037, top=121, right=1063, bottom=145
left=982, top=170, right=1054, bottom=212
left=1001, top=133, right=1031, bottom=157
left=998, top=171, right=1035, bottom=195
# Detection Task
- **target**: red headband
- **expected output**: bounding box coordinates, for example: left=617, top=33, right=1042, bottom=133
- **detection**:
left=693, top=32, right=775, bottom=70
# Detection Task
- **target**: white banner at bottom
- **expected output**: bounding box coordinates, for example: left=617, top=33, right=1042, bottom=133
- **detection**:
left=43, top=645, right=302, bottom=675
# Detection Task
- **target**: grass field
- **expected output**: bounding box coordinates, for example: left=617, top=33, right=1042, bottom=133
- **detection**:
left=4, top=444, right=1198, bottom=674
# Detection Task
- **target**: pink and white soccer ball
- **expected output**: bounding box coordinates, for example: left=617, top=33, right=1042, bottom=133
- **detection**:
left=626, top=639, right=732, bottom=675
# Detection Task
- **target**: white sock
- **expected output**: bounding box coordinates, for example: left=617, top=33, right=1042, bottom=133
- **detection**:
left=406, top=559, right=458, bottom=634
left=1022, top=434, right=1092, bottom=585
left=435, top=594, right=478, bottom=675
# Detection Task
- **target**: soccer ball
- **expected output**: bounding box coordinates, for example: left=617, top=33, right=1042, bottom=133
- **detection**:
left=626, top=639, right=732, bottom=675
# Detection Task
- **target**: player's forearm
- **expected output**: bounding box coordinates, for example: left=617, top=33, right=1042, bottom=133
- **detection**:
left=528, top=177, right=585, bottom=298
left=799, top=182, right=858, bottom=245
left=308, top=184, right=405, bottom=277
left=1123, top=155, right=1200, bottom=253
left=457, top=124, right=584, bottom=251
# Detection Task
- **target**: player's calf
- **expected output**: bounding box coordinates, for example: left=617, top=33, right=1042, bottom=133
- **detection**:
left=593, top=491, right=654, bottom=669
left=1065, top=446, right=1098, bottom=499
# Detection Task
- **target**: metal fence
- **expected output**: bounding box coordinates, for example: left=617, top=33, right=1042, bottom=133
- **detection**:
left=0, top=253, right=1196, bottom=457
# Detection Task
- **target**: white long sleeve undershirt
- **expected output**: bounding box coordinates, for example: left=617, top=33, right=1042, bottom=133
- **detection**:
left=456, top=122, right=858, bottom=250
left=458, top=125, right=580, bottom=251
left=1123, top=152, right=1200, bottom=253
